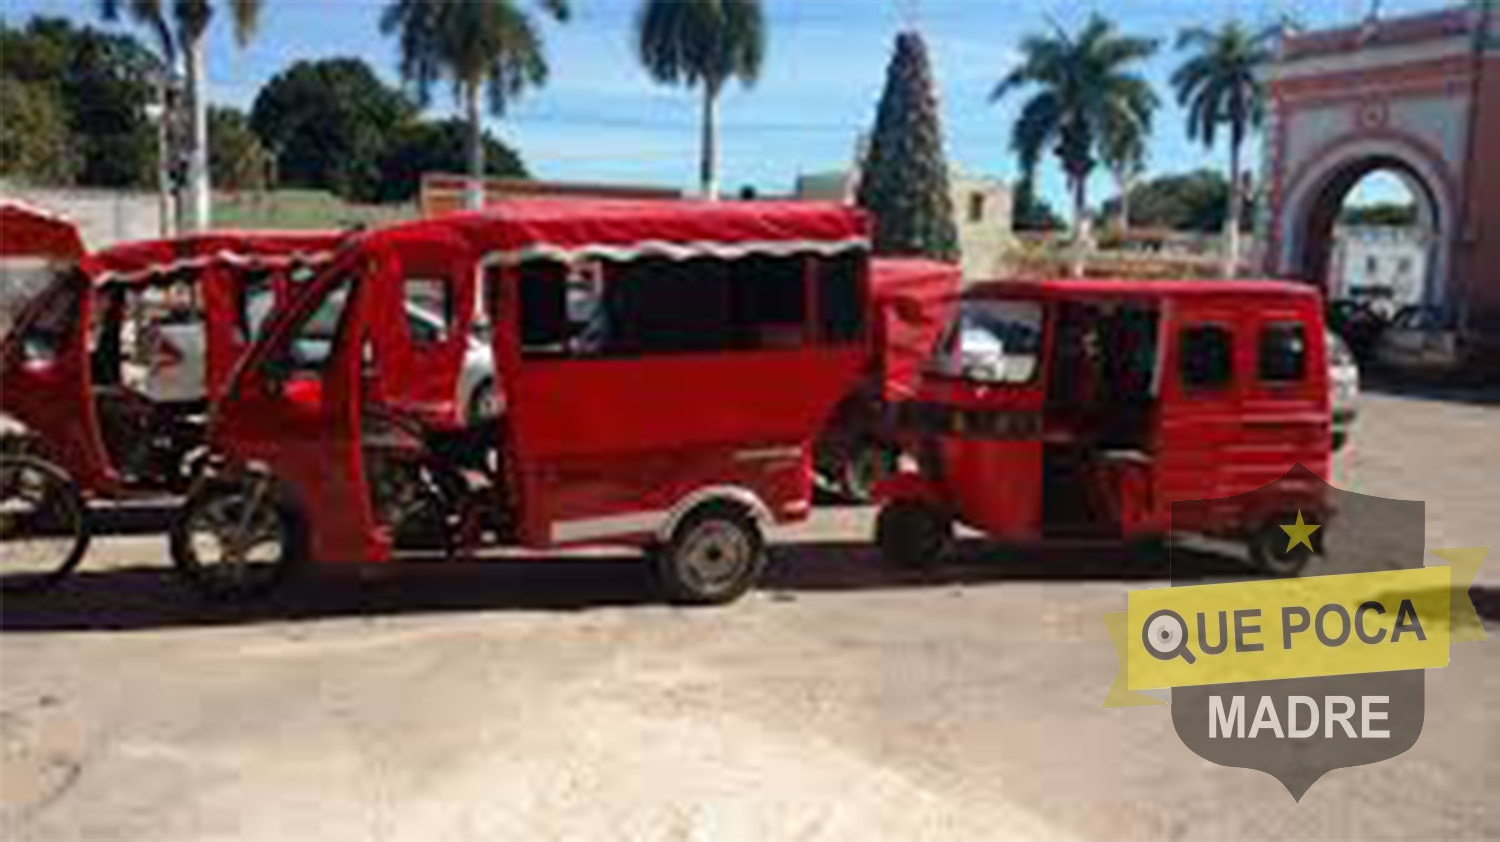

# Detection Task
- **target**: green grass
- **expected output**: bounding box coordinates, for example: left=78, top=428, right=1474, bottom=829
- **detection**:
left=213, top=189, right=414, bottom=232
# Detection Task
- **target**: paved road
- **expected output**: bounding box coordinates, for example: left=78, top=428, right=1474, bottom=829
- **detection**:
left=3, top=390, right=1497, bottom=841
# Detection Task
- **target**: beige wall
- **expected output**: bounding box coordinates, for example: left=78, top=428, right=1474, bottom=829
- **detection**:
left=950, top=175, right=1013, bottom=281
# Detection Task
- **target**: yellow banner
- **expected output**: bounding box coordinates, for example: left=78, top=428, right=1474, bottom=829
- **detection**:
left=1128, top=567, right=1451, bottom=689
left=1101, top=550, right=1488, bottom=706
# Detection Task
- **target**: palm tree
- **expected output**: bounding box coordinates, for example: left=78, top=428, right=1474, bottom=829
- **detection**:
left=101, top=0, right=262, bottom=232
left=1100, top=113, right=1149, bottom=234
left=990, top=14, right=1156, bottom=276
left=381, top=0, right=569, bottom=211
left=636, top=0, right=766, bottom=200
left=1172, top=22, right=1275, bottom=278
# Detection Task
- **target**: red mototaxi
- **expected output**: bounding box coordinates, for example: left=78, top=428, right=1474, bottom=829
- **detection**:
left=876, top=278, right=1334, bottom=574
left=0, top=213, right=344, bottom=495
left=183, top=199, right=874, bottom=603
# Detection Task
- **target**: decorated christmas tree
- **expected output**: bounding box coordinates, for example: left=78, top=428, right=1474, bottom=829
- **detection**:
left=856, top=30, right=960, bottom=262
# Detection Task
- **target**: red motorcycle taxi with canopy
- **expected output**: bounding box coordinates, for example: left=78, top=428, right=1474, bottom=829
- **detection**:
left=0, top=209, right=342, bottom=591
left=171, top=199, right=873, bottom=604
left=874, top=279, right=1334, bottom=576
left=2, top=227, right=344, bottom=493
left=1, top=202, right=94, bottom=591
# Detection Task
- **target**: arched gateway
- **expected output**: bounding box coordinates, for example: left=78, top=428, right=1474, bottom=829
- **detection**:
left=1261, top=4, right=1500, bottom=361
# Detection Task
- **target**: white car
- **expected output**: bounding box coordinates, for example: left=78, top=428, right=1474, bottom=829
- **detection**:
left=1327, top=329, right=1359, bottom=451
left=142, top=298, right=499, bottom=423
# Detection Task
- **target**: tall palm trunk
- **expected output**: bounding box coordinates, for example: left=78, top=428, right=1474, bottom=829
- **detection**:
left=155, top=74, right=176, bottom=238
left=1223, top=135, right=1243, bottom=279
left=1069, top=174, right=1090, bottom=278
left=700, top=81, right=720, bottom=200
left=1115, top=167, right=1133, bottom=234
left=465, top=82, right=486, bottom=211
left=183, top=33, right=210, bottom=232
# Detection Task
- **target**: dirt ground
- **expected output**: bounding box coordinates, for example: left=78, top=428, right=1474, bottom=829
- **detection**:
left=3, top=387, right=1498, bottom=841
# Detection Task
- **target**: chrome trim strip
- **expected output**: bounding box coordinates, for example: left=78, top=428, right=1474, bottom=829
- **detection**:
left=550, top=509, right=669, bottom=544
left=734, top=445, right=804, bottom=462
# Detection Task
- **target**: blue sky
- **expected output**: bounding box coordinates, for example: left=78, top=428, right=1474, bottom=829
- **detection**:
left=4, top=0, right=1449, bottom=208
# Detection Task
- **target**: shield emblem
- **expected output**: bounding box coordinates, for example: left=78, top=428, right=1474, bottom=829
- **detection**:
left=1166, top=463, right=1427, bottom=800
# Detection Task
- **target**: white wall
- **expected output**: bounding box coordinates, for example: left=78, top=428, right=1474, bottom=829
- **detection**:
left=0, top=185, right=163, bottom=251
left=1330, top=226, right=1431, bottom=306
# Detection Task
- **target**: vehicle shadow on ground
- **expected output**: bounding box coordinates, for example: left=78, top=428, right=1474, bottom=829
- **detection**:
left=0, top=538, right=1346, bottom=633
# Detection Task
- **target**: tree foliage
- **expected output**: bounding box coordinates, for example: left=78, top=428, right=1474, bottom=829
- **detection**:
left=381, top=0, right=567, bottom=208
left=1098, top=169, right=1258, bottom=233
left=0, top=80, right=79, bottom=186
left=636, top=0, right=765, bottom=199
left=856, top=31, right=959, bottom=262
left=1340, top=202, right=1417, bottom=227
left=208, top=106, right=269, bottom=192
left=381, top=0, right=567, bottom=113
left=0, top=17, right=159, bottom=187
left=250, top=58, right=416, bottom=201
left=991, top=14, right=1156, bottom=271
left=1171, top=23, right=1272, bottom=151
left=1011, top=178, right=1066, bottom=232
left=1172, top=22, right=1275, bottom=274
left=102, top=0, right=263, bottom=50
left=101, top=0, right=264, bottom=230
left=373, top=118, right=527, bottom=204
left=636, top=0, right=764, bottom=90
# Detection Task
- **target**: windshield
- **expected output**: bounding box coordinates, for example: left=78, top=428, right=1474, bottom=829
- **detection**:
left=931, top=299, right=1043, bottom=385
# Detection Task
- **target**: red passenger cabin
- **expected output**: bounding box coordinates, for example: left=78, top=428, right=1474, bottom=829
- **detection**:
left=177, top=199, right=875, bottom=604
left=877, top=278, right=1334, bottom=577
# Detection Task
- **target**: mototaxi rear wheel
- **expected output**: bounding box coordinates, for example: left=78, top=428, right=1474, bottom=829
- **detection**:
left=876, top=500, right=952, bottom=569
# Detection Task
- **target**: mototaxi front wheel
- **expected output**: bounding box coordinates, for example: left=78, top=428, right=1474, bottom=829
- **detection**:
left=170, top=475, right=304, bottom=601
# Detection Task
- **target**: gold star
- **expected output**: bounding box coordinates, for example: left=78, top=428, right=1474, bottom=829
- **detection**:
left=1280, top=510, right=1321, bottom=553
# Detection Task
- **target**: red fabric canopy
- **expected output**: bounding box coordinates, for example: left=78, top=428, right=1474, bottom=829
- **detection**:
left=410, top=199, right=870, bottom=262
left=869, top=257, right=961, bottom=401
left=0, top=201, right=85, bottom=260
left=90, top=230, right=346, bottom=284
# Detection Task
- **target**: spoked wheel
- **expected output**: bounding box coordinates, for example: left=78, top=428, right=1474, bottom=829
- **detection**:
left=876, top=501, right=952, bottom=569
left=169, top=475, right=303, bottom=601
left=654, top=503, right=766, bottom=606
left=0, top=455, right=91, bottom=595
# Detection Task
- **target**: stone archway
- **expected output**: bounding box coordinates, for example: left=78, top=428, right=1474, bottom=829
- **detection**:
left=1260, top=5, right=1500, bottom=351
left=1282, top=142, right=1449, bottom=310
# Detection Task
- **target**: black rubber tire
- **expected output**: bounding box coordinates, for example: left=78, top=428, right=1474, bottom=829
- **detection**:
left=653, top=503, right=766, bottom=606
left=0, top=455, right=91, bottom=595
left=169, top=475, right=305, bottom=602
left=875, top=501, right=952, bottom=568
left=1246, top=515, right=1324, bottom=578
